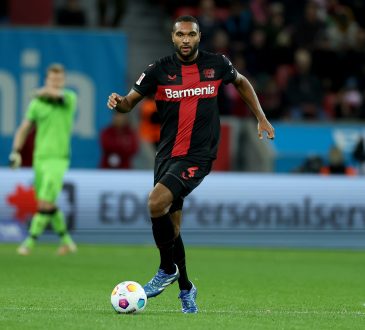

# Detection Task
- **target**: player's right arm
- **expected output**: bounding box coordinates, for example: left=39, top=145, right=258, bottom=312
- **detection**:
left=107, top=89, right=144, bottom=113
left=108, top=63, right=158, bottom=113
left=9, top=119, right=34, bottom=168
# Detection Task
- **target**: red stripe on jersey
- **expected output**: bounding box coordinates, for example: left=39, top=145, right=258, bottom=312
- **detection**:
left=155, top=64, right=222, bottom=157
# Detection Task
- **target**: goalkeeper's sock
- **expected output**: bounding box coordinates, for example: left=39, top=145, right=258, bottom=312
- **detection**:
left=22, top=236, right=36, bottom=249
left=50, top=210, right=74, bottom=245
left=23, top=212, right=51, bottom=247
left=151, top=214, right=176, bottom=274
left=173, top=234, right=192, bottom=291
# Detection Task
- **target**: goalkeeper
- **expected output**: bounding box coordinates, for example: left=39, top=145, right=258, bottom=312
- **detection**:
left=9, top=64, right=77, bottom=256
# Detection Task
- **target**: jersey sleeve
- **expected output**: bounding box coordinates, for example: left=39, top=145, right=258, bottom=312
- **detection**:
left=221, top=55, right=238, bottom=85
left=64, top=90, right=77, bottom=113
left=25, top=99, right=39, bottom=122
left=132, top=63, right=158, bottom=96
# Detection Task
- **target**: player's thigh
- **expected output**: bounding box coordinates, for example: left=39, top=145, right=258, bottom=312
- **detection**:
left=34, top=159, right=69, bottom=203
left=161, top=159, right=212, bottom=199
left=149, top=182, right=174, bottom=209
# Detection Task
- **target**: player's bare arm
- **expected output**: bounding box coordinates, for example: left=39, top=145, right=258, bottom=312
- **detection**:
left=233, top=73, right=275, bottom=140
left=107, top=89, right=144, bottom=113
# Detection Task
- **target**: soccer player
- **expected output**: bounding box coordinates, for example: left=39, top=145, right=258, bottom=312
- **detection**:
left=107, top=16, right=275, bottom=313
left=9, top=63, right=78, bottom=256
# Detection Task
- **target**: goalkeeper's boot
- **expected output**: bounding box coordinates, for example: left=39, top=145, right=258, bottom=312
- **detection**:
left=143, top=264, right=179, bottom=298
left=16, top=237, right=35, bottom=256
left=178, top=282, right=198, bottom=313
left=57, top=242, right=77, bottom=256
left=17, top=245, right=31, bottom=256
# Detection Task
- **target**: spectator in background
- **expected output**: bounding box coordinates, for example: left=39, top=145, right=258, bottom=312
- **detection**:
left=293, top=1, right=326, bottom=50
left=0, top=0, right=8, bottom=24
left=352, top=130, right=365, bottom=175
left=208, top=28, right=231, bottom=55
left=320, top=145, right=356, bottom=175
left=265, top=2, right=293, bottom=66
left=56, top=0, right=87, bottom=26
left=139, top=96, right=160, bottom=150
left=326, top=5, right=359, bottom=51
left=224, top=55, right=250, bottom=117
left=97, top=0, right=126, bottom=27
left=294, top=154, right=324, bottom=174
left=137, top=96, right=161, bottom=169
left=259, top=78, right=284, bottom=120
left=223, top=0, right=253, bottom=53
left=197, top=0, right=221, bottom=50
left=250, top=0, right=269, bottom=26
left=245, top=28, right=272, bottom=78
left=335, top=77, right=364, bottom=119
left=100, top=112, right=139, bottom=169
left=286, top=48, right=324, bottom=120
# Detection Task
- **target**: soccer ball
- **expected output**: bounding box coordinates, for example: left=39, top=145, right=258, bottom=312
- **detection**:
left=110, top=281, right=147, bottom=314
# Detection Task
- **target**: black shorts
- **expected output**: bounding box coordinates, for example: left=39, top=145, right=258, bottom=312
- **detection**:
left=154, top=157, right=212, bottom=212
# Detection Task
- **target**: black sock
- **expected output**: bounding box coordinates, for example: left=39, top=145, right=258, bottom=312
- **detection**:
left=151, top=214, right=176, bottom=274
left=173, top=234, right=192, bottom=291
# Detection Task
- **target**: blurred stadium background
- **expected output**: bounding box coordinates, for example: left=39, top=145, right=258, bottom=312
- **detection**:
left=1, top=0, right=365, bottom=249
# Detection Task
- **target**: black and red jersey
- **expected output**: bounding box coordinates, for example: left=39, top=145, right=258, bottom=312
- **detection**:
left=133, top=50, right=237, bottom=161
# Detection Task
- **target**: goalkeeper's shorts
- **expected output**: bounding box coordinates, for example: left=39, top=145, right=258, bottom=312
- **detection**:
left=33, top=158, right=69, bottom=203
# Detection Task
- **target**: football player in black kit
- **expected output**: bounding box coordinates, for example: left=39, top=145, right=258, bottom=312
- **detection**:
left=107, top=15, right=275, bottom=313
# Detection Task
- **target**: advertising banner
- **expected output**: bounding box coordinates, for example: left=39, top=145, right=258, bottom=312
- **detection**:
left=1, top=169, right=364, bottom=247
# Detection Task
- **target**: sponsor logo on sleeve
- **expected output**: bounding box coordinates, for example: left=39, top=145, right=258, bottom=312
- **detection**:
left=136, top=73, right=145, bottom=86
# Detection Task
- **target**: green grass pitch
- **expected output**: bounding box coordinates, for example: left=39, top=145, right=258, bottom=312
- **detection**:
left=0, top=244, right=364, bottom=329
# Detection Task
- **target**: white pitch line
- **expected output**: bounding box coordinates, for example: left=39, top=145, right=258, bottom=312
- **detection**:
left=1, top=307, right=364, bottom=316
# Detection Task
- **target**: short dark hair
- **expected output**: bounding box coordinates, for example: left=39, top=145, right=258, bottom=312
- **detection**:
left=173, top=15, right=200, bottom=32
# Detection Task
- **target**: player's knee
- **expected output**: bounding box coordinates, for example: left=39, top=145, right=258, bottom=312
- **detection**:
left=38, top=200, right=56, bottom=212
left=148, top=194, right=169, bottom=217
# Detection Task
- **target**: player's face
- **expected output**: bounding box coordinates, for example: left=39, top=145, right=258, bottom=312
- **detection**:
left=172, top=22, right=201, bottom=61
left=46, top=71, right=65, bottom=90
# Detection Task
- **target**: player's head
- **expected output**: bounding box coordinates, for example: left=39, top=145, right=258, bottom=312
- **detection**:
left=45, top=63, right=65, bottom=89
left=172, top=15, right=201, bottom=61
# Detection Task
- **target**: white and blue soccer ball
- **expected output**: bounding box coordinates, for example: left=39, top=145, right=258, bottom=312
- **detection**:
left=111, top=281, right=147, bottom=314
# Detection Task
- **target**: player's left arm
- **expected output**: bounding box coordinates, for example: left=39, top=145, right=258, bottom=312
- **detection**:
left=233, top=73, right=275, bottom=140
left=35, top=86, right=64, bottom=101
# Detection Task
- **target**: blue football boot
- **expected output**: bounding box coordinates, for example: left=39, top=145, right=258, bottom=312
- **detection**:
left=178, top=282, right=198, bottom=313
left=143, top=264, right=179, bottom=298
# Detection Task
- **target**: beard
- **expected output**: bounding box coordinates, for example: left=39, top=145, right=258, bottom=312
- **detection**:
left=174, top=42, right=199, bottom=61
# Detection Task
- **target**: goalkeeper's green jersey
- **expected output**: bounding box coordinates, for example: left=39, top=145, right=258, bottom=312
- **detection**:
left=26, top=89, right=77, bottom=159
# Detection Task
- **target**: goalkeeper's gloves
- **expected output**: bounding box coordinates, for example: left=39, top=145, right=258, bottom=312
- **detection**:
left=9, top=151, right=22, bottom=169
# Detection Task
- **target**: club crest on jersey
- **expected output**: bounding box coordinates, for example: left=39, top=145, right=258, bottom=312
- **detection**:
left=167, top=74, right=177, bottom=81
left=181, top=166, right=199, bottom=180
left=203, top=68, right=215, bottom=79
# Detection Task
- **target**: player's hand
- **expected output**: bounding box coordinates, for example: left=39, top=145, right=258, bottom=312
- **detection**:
left=9, top=151, right=22, bottom=169
left=107, top=93, right=123, bottom=110
left=258, top=118, right=275, bottom=140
